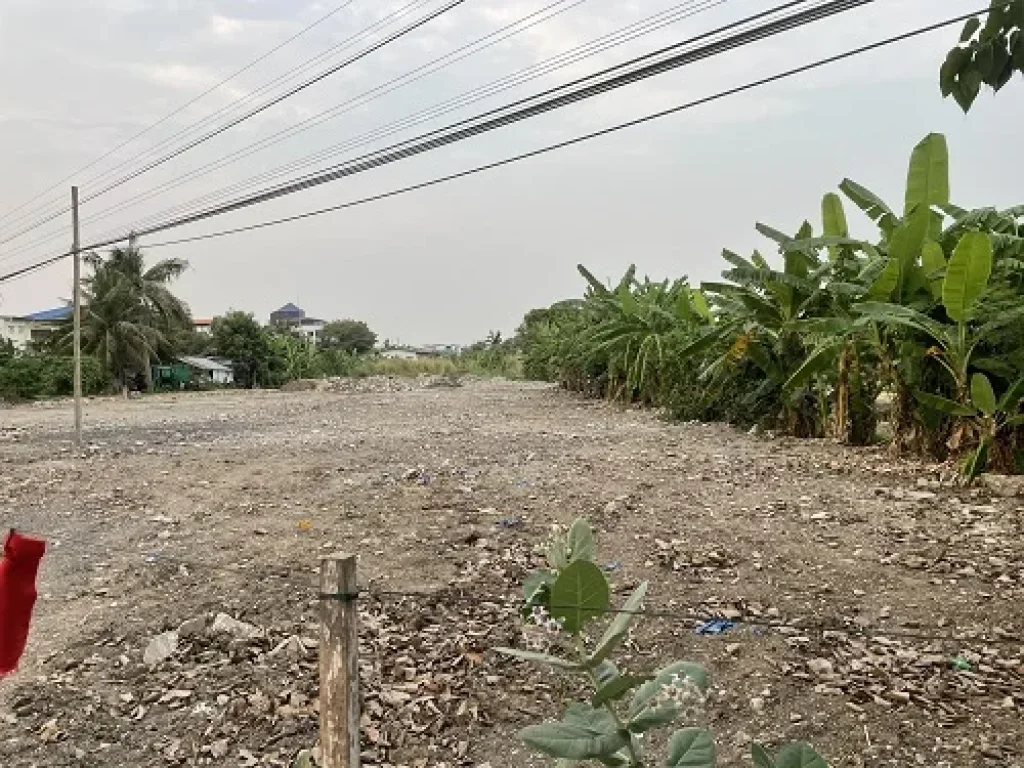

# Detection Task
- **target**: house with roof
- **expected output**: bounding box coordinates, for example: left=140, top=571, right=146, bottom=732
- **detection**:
left=269, top=302, right=326, bottom=344
left=0, top=306, right=71, bottom=350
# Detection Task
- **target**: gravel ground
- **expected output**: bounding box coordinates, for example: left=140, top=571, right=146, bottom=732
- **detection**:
left=0, top=378, right=1022, bottom=767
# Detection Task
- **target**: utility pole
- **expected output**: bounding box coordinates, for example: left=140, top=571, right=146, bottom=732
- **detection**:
left=72, top=186, right=82, bottom=447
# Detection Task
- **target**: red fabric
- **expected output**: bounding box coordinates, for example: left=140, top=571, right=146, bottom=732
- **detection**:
left=0, top=530, right=46, bottom=676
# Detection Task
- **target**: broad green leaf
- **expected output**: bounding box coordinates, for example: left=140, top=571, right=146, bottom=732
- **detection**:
left=943, top=232, right=993, bottom=322
left=593, top=674, right=654, bottom=707
left=548, top=536, right=570, bottom=570
left=721, top=249, right=755, bottom=271
left=550, top=560, right=610, bottom=634
left=578, top=264, right=609, bottom=296
left=1006, top=414, right=1024, bottom=427
left=665, top=728, right=716, bottom=767
left=563, top=703, right=619, bottom=730
left=755, top=222, right=792, bottom=247
left=941, top=47, right=970, bottom=96
left=784, top=342, right=841, bottom=392
left=970, top=373, right=998, bottom=415
left=961, top=16, right=982, bottom=42
left=593, top=660, right=620, bottom=688
left=520, top=721, right=628, bottom=761
left=839, top=178, right=897, bottom=234
left=566, top=518, right=596, bottom=563
left=618, top=285, right=640, bottom=317
left=751, top=744, right=777, bottom=768
left=776, top=742, right=828, bottom=768
left=690, top=289, right=711, bottom=320
left=867, top=256, right=900, bottom=301
left=675, top=324, right=732, bottom=360
left=904, top=133, right=949, bottom=215
left=524, top=570, right=555, bottom=602
left=973, top=358, right=1018, bottom=379
left=589, top=582, right=648, bottom=667
left=853, top=301, right=947, bottom=342
left=997, top=378, right=1024, bottom=411
left=822, top=193, right=849, bottom=238
left=921, top=240, right=947, bottom=300
left=913, top=390, right=977, bottom=417
left=494, top=648, right=581, bottom=670
left=962, top=439, right=990, bottom=482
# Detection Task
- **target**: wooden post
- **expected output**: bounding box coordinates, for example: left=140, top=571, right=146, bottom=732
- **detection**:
left=71, top=186, right=82, bottom=447
left=319, top=553, right=360, bottom=768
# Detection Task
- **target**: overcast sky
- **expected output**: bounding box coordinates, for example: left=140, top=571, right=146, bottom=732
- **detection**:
left=0, top=0, right=1021, bottom=345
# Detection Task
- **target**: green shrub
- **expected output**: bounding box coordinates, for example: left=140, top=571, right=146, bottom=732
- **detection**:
left=0, top=355, right=107, bottom=401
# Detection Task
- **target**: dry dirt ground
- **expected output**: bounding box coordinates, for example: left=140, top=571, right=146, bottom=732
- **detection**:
left=0, top=378, right=1022, bottom=768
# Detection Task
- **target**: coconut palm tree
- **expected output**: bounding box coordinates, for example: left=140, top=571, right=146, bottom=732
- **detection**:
left=54, top=243, right=190, bottom=389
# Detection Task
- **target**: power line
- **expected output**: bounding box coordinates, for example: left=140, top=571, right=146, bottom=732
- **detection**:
left=0, top=0, right=460, bottom=247
left=3, top=0, right=804, bottom=259
left=126, top=5, right=1011, bottom=250
left=60, top=0, right=438, bottom=204
left=0, top=0, right=360, bottom=229
left=73, top=0, right=731, bottom=244
left=121, top=0, right=877, bottom=238
left=66, top=0, right=602, bottom=237
left=88, top=0, right=469, bottom=202
left=0, top=3, right=1002, bottom=284
left=0, top=0, right=587, bottom=268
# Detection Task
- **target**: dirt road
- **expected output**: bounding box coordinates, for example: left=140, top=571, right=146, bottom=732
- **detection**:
left=1, top=379, right=1021, bottom=767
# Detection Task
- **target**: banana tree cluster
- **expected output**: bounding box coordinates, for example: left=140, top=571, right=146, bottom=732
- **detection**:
left=495, top=519, right=828, bottom=767
left=515, top=132, right=1024, bottom=480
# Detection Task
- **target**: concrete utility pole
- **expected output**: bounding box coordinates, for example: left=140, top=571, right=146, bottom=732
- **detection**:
left=72, top=186, right=82, bottom=447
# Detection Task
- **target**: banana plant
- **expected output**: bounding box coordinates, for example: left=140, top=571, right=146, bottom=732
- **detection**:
left=690, top=221, right=836, bottom=435
left=495, top=519, right=829, bottom=767
left=578, top=264, right=710, bottom=404
left=917, top=373, right=1024, bottom=480
left=855, top=232, right=997, bottom=395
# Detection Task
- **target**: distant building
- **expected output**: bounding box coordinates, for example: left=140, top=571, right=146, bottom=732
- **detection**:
left=381, top=348, right=420, bottom=360
left=269, top=302, right=325, bottom=344
left=0, top=306, right=71, bottom=350
left=193, top=318, right=214, bottom=335
left=270, top=302, right=306, bottom=325
left=176, top=356, right=234, bottom=385
left=419, top=343, right=463, bottom=357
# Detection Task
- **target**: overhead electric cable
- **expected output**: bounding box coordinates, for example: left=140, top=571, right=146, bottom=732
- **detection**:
left=71, top=0, right=731, bottom=239
left=65, top=0, right=853, bottom=245
left=0, top=0, right=467, bottom=246
left=0, top=0, right=360, bottom=227
left=0, top=3, right=999, bottom=284
left=121, top=0, right=876, bottom=237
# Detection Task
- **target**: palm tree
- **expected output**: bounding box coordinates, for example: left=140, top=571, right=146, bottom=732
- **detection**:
left=55, top=243, right=190, bottom=389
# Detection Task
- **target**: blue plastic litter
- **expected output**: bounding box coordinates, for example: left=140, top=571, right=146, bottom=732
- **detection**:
left=495, top=517, right=523, bottom=529
left=604, top=561, right=623, bottom=572
left=695, top=619, right=735, bottom=635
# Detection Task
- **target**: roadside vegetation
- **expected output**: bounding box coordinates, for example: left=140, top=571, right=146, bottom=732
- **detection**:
left=514, top=133, right=1024, bottom=481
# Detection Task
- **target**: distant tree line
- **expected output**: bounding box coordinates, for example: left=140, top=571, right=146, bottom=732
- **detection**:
left=0, top=245, right=380, bottom=400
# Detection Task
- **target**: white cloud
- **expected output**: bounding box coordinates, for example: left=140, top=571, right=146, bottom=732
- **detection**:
left=208, top=14, right=245, bottom=40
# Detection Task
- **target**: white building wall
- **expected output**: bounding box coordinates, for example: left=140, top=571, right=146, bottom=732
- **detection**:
left=0, top=318, right=37, bottom=350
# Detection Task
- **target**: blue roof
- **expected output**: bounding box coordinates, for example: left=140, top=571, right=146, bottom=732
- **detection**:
left=275, top=302, right=303, bottom=314
left=22, top=306, right=71, bottom=322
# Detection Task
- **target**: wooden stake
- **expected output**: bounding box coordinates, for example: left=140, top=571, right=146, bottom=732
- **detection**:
left=319, top=553, right=360, bottom=768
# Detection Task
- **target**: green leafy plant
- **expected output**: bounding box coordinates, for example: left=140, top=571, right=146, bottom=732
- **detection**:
left=496, top=519, right=829, bottom=767
left=940, top=0, right=1024, bottom=112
